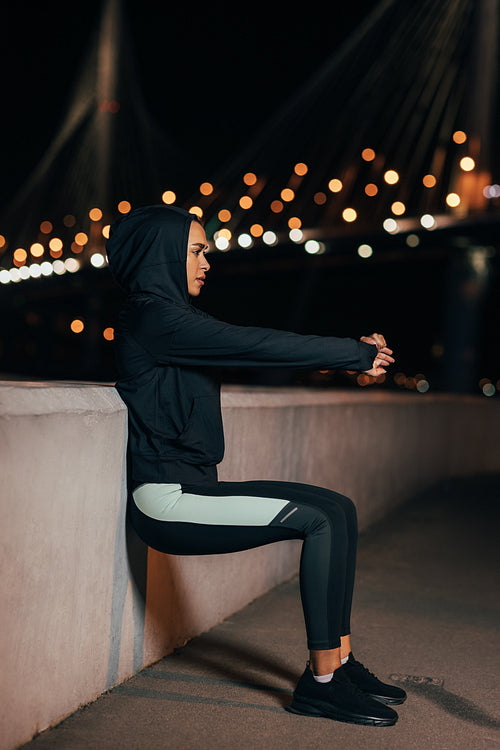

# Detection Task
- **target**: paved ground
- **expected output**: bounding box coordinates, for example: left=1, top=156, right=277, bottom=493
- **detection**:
left=22, top=475, right=500, bottom=750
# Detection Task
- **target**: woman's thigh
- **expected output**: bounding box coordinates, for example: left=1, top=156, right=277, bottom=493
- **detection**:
left=130, top=479, right=355, bottom=555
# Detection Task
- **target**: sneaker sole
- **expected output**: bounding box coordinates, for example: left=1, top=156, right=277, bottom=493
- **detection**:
left=286, top=697, right=398, bottom=726
left=367, top=692, right=407, bottom=705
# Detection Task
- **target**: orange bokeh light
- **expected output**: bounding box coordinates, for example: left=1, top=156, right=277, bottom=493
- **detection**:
left=30, top=242, right=45, bottom=257
left=13, top=248, right=27, bottom=264
left=328, top=179, right=342, bottom=193
left=243, top=172, right=257, bottom=186
left=162, top=190, right=176, bottom=205
left=250, top=224, right=264, bottom=237
left=239, top=196, right=253, bottom=209
left=294, top=162, right=308, bottom=176
left=74, top=232, right=88, bottom=246
left=70, top=319, right=84, bottom=334
left=423, top=174, right=437, bottom=188
left=452, top=130, right=467, bottom=144
left=361, top=148, right=376, bottom=161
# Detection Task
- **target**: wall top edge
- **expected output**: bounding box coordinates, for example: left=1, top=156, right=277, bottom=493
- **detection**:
left=0, top=381, right=127, bottom=417
left=0, top=380, right=495, bottom=416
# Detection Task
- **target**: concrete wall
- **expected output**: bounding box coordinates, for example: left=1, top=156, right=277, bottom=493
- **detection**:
left=1, top=382, right=499, bottom=749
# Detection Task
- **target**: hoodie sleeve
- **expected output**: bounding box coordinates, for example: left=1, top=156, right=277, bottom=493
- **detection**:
left=130, top=299, right=377, bottom=372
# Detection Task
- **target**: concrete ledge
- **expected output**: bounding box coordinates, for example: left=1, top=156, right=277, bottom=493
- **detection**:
left=1, top=382, right=499, bottom=749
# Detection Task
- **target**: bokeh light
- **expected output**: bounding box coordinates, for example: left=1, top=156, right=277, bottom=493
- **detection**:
left=384, top=170, right=399, bottom=184
left=48, top=238, right=63, bottom=253
left=74, top=232, right=88, bottom=246
left=30, top=242, right=45, bottom=257
left=90, top=253, right=105, bottom=267
left=446, top=192, right=461, bottom=207
left=250, top=223, right=264, bottom=237
left=459, top=156, right=475, bottom=172
left=420, top=214, right=435, bottom=228
left=117, top=200, right=131, bottom=214
left=391, top=201, right=406, bottom=215
left=200, top=182, right=213, bottom=195
left=162, top=190, right=176, bottom=204
left=289, top=228, right=303, bottom=242
left=328, top=178, right=342, bottom=193
left=452, top=130, right=467, bottom=144
left=281, top=188, right=295, bottom=202
left=361, top=148, right=376, bottom=161
left=314, top=192, right=327, bottom=205
left=357, top=244, right=373, bottom=258
left=13, top=248, right=27, bottom=265
left=383, top=218, right=398, bottom=233
left=238, top=233, right=253, bottom=248
left=243, top=172, right=257, bottom=186
left=239, top=196, right=253, bottom=209
left=70, top=319, right=84, bottom=334
left=263, top=231, right=278, bottom=246
left=342, top=208, right=357, bottom=222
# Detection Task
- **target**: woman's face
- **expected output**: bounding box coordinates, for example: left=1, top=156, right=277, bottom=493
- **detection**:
left=186, top=220, right=210, bottom=296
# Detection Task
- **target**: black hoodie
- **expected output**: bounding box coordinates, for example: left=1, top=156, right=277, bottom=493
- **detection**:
left=106, top=205, right=377, bottom=487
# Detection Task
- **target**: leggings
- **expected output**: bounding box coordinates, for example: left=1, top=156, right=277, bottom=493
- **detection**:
left=130, top=480, right=358, bottom=650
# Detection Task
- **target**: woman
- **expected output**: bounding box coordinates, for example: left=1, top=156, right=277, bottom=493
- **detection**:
left=106, top=204, right=406, bottom=727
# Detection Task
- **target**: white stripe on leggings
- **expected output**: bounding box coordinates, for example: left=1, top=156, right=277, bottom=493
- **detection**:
left=132, top=483, right=290, bottom=526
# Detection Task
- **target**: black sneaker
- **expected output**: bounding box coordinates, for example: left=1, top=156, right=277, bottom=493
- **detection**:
left=343, top=653, right=407, bottom=705
left=286, top=663, right=398, bottom=726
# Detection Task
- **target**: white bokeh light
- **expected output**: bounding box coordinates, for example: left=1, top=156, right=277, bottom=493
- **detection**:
left=237, top=233, right=253, bottom=248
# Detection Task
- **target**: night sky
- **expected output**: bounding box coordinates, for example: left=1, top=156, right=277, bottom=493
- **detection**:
left=3, top=0, right=376, bottom=205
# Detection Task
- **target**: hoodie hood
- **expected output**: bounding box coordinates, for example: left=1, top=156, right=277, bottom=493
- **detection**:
left=106, top=205, right=195, bottom=304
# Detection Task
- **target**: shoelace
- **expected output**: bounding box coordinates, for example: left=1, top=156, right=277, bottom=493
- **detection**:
left=331, top=674, right=368, bottom=698
left=350, top=659, right=379, bottom=681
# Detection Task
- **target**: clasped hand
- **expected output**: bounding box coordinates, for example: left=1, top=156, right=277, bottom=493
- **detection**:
left=360, top=333, right=395, bottom=377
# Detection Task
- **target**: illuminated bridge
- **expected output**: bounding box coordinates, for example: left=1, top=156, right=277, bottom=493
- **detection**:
left=0, top=0, right=498, bottom=393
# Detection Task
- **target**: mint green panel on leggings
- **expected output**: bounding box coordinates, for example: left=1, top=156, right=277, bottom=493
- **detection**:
left=132, top=482, right=290, bottom=525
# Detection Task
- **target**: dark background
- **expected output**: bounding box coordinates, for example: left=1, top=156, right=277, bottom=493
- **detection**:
left=1, top=1, right=499, bottom=393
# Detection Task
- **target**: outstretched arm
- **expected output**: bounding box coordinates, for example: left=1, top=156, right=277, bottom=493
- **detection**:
left=129, top=300, right=380, bottom=372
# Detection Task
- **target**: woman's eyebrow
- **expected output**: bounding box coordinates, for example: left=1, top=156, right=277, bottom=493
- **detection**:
left=189, top=242, right=209, bottom=250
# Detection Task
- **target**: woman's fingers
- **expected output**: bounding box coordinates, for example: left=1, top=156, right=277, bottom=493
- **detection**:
left=377, top=351, right=395, bottom=364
